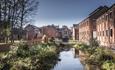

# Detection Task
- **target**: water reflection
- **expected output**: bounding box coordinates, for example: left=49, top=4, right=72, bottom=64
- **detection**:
left=78, top=50, right=100, bottom=70
left=52, top=48, right=83, bottom=70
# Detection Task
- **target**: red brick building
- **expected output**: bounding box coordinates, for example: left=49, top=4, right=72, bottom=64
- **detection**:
left=72, top=24, right=79, bottom=40
left=79, top=6, right=108, bottom=44
left=25, top=24, right=43, bottom=42
left=41, top=25, right=61, bottom=38
left=96, top=4, right=115, bottom=48
left=79, top=18, right=91, bottom=43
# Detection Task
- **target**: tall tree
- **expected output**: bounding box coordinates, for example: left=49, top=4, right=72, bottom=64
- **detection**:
left=0, top=0, right=39, bottom=43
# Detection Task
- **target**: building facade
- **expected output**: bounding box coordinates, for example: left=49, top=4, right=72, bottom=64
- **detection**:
left=25, top=24, right=43, bottom=42
left=72, top=24, right=79, bottom=40
left=79, top=18, right=91, bottom=43
left=96, top=4, right=115, bottom=48
left=79, top=6, right=108, bottom=44
left=41, top=25, right=61, bottom=38
left=61, top=26, right=72, bottom=42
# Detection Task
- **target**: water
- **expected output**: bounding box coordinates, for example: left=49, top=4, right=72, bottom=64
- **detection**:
left=52, top=48, right=83, bottom=70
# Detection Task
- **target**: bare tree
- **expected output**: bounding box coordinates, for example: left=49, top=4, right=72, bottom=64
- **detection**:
left=0, top=0, right=39, bottom=43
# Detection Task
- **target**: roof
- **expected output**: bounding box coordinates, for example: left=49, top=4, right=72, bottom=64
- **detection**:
left=25, top=24, right=40, bottom=30
left=109, top=3, right=115, bottom=9
left=73, top=24, right=79, bottom=27
left=78, top=5, right=109, bottom=24
left=89, top=6, right=108, bottom=16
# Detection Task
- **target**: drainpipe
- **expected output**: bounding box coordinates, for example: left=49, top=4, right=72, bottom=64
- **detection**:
left=108, top=14, right=111, bottom=49
left=113, top=7, right=115, bottom=49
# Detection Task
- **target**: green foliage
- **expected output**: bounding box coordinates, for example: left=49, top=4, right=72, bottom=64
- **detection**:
left=87, top=38, right=100, bottom=54
left=74, top=39, right=100, bottom=55
left=74, top=43, right=89, bottom=52
left=74, top=39, right=115, bottom=70
left=0, top=43, right=58, bottom=70
left=102, top=60, right=115, bottom=70
left=89, top=38, right=99, bottom=48
left=86, top=48, right=105, bottom=65
left=86, top=47, right=114, bottom=64
left=16, top=44, right=30, bottom=58
left=0, top=64, right=3, bottom=70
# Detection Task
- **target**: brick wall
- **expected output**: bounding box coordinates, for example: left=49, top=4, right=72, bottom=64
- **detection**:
left=73, top=24, right=79, bottom=40
left=78, top=6, right=109, bottom=44
left=42, top=26, right=60, bottom=38
left=96, top=5, right=115, bottom=48
left=79, top=18, right=92, bottom=44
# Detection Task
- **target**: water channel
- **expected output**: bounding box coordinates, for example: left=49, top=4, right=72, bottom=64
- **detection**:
left=52, top=48, right=84, bottom=70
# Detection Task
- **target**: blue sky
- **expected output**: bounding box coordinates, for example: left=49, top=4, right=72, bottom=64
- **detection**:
left=34, top=0, right=115, bottom=27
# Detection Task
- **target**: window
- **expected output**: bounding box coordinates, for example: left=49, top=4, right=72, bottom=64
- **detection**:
left=109, top=12, right=112, bottom=18
left=99, top=32, right=101, bottom=36
left=99, top=32, right=100, bottom=36
left=110, top=29, right=113, bottom=37
left=103, top=31, right=104, bottom=36
left=100, top=31, right=102, bottom=36
left=105, top=15, right=108, bottom=20
left=64, top=31, right=68, bottom=34
left=106, top=30, right=109, bottom=36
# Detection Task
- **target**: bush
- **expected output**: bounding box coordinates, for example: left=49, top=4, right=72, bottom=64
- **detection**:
left=86, top=48, right=105, bottom=65
left=89, top=38, right=99, bottom=48
left=74, top=39, right=115, bottom=69
left=0, top=43, right=58, bottom=70
left=74, top=39, right=100, bottom=55
left=87, top=38, right=100, bottom=54
left=16, top=43, right=30, bottom=58
left=74, top=43, right=89, bottom=52
left=86, top=47, right=114, bottom=67
left=102, top=60, right=115, bottom=70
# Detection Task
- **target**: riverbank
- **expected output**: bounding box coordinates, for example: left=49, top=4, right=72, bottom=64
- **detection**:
left=74, top=39, right=115, bottom=70
left=0, top=43, right=59, bottom=70
left=1, top=39, right=114, bottom=70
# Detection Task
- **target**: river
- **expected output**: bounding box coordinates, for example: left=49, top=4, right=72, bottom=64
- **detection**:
left=52, top=48, right=84, bottom=70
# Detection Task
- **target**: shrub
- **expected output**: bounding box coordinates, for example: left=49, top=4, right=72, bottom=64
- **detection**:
left=89, top=38, right=99, bottom=48
left=16, top=43, right=30, bottom=58
left=74, top=39, right=100, bottom=55
left=0, top=43, right=58, bottom=70
left=102, top=60, right=115, bottom=70
left=86, top=47, right=114, bottom=66
left=74, top=43, right=89, bottom=52
left=87, top=38, right=100, bottom=54
left=75, top=39, right=115, bottom=69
